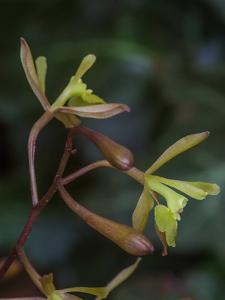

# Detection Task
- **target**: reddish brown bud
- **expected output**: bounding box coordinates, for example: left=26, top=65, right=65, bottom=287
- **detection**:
left=58, top=184, right=154, bottom=256
left=85, top=213, right=154, bottom=256
left=88, top=216, right=154, bottom=256
left=76, top=126, right=134, bottom=170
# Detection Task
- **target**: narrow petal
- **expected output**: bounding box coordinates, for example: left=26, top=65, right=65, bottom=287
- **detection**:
left=188, top=181, right=220, bottom=195
left=132, top=187, right=154, bottom=232
left=146, top=132, right=210, bottom=174
left=155, top=205, right=177, bottom=247
left=95, top=258, right=141, bottom=300
left=72, top=54, right=96, bottom=83
left=59, top=287, right=106, bottom=298
left=146, top=175, right=188, bottom=217
left=56, top=103, right=130, bottom=119
left=35, top=56, right=47, bottom=93
left=153, top=176, right=208, bottom=200
left=20, top=38, right=50, bottom=111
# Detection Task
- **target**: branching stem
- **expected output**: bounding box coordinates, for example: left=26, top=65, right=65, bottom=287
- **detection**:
left=62, top=160, right=144, bottom=186
left=0, top=131, right=73, bottom=280
left=0, top=128, right=144, bottom=281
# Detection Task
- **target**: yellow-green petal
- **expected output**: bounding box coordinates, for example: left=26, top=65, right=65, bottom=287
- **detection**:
left=72, top=54, right=96, bottom=83
left=188, top=181, right=220, bottom=195
left=48, top=291, right=64, bottom=300
left=59, top=287, right=107, bottom=298
left=68, top=93, right=105, bottom=107
left=153, top=176, right=208, bottom=200
left=145, top=175, right=188, bottom=218
left=95, top=258, right=141, bottom=300
left=82, top=93, right=105, bottom=104
left=155, top=205, right=177, bottom=247
left=35, top=56, right=47, bottom=93
left=146, top=132, right=210, bottom=174
left=132, top=186, right=154, bottom=232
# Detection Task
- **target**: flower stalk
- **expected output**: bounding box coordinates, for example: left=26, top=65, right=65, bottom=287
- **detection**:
left=0, top=39, right=220, bottom=300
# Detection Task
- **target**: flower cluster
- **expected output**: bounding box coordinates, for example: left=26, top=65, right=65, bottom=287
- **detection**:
left=0, top=39, right=220, bottom=300
left=132, top=131, right=220, bottom=254
left=20, top=38, right=130, bottom=129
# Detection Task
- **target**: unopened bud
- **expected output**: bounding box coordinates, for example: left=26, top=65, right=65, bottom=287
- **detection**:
left=58, top=184, right=154, bottom=256
left=76, top=126, right=134, bottom=170
left=79, top=206, right=154, bottom=256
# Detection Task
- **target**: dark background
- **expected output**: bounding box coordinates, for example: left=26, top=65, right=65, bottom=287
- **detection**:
left=0, top=1, right=225, bottom=299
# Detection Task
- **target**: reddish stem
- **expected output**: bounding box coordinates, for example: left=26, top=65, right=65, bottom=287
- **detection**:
left=0, top=132, right=73, bottom=280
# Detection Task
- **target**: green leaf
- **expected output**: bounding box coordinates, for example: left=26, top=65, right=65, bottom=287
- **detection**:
left=154, top=205, right=177, bottom=247
left=145, top=175, right=188, bottom=219
left=35, top=56, right=47, bottom=93
left=153, top=176, right=208, bottom=200
left=132, top=186, right=154, bottom=232
left=146, top=132, right=210, bottom=174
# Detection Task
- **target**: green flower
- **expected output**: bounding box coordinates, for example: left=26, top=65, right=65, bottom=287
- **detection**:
left=132, top=132, right=220, bottom=251
left=20, top=38, right=130, bottom=128
left=20, top=249, right=141, bottom=300
left=32, top=263, right=141, bottom=300
left=20, top=38, right=131, bottom=207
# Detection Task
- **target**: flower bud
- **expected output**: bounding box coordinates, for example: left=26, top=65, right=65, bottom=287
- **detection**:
left=77, top=126, right=134, bottom=170
left=58, top=184, right=154, bottom=256
left=84, top=211, right=154, bottom=256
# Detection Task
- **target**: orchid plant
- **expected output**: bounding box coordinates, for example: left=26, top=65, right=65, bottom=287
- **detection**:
left=0, top=39, right=220, bottom=299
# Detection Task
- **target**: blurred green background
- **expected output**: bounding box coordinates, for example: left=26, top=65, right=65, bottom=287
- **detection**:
left=0, top=0, right=225, bottom=299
